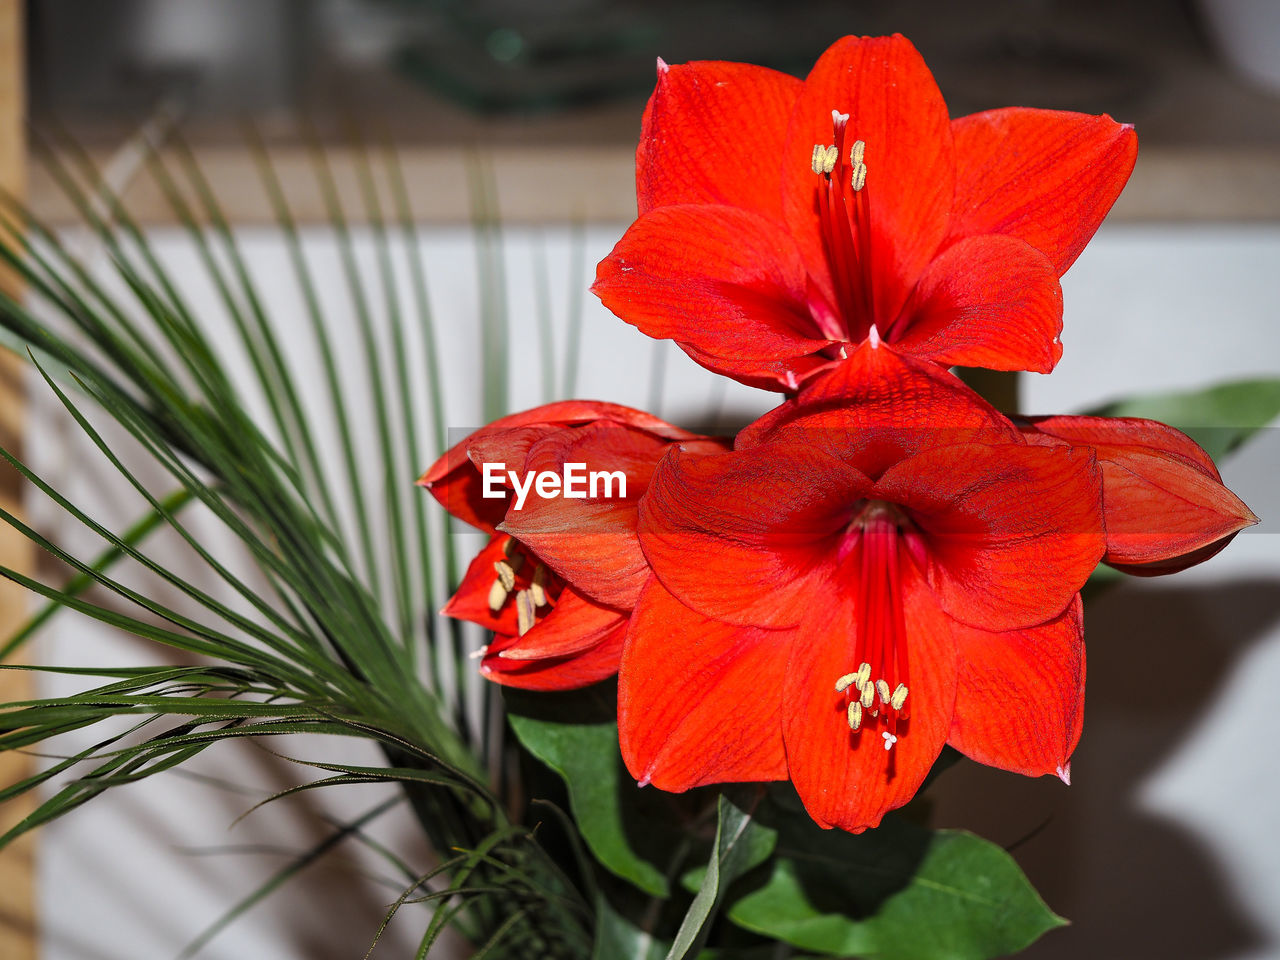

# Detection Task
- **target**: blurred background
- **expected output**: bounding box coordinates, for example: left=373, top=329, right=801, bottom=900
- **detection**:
left=2, top=0, right=1279, bottom=958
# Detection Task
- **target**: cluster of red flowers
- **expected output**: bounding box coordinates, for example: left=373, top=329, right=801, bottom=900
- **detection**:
left=420, top=36, right=1256, bottom=832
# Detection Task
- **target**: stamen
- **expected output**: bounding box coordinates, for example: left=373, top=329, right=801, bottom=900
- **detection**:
left=811, top=144, right=838, bottom=175
left=515, top=590, right=536, bottom=635
left=849, top=139, right=867, bottom=192
left=876, top=679, right=891, bottom=706
left=857, top=662, right=872, bottom=687
left=835, top=672, right=860, bottom=693
left=891, top=684, right=908, bottom=711
left=487, top=580, right=509, bottom=613
left=494, top=559, right=517, bottom=591
left=529, top=565, right=550, bottom=607
left=860, top=682, right=875, bottom=710
left=847, top=701, right=862, bottom=730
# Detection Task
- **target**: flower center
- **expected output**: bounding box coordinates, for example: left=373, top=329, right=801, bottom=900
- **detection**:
left=487, top=536, right=555, bottom=636
left=811, top=110, right=877, bottom=342
left=834, top=503, right=911, bottom=750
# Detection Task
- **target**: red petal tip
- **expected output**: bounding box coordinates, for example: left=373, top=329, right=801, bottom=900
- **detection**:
left=656, top=56, right=669, bottom=76
left=637, top=773, right=651, bottom=788
left=1057, top=762, right=1072, bottom=786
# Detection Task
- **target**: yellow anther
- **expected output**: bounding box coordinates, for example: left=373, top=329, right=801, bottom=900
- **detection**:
left=847, top=701, right=862, bottom=731
left=891, top=684, right=908, bottom=711
left=851, top=162, right=867, bottom=192
left=515, top=590, right=536, bottom=636
left=860, top=682, right=875, bottom=710
left=811, top=144, right=838, bottom=175
left=857, top=662, right=872, bottom=687
left=876, top=679, right=891, bottom=705
left=835, top=672, right=860, bottom=693
left=494, top=559, right=517, bottom=591
left=487, top=580, right=509, bottom=614
left=529, top=565, right=550, bottom=607
left=849, top=139, right=865, bottom=166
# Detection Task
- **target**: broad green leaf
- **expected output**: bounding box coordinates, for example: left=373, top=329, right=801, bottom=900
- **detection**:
left=505, top=684, right=685, bottom=897
left=666, top=791, right=777, bottom=960
left=1087, top=378, right=1280, bottom=461
left=723, top=806, right=1063, bottom=960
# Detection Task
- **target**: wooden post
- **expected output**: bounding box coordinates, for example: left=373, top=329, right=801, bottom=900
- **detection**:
left=0, top=1, right=37, bottom=957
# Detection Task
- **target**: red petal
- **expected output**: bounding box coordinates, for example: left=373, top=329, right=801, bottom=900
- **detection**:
left=618, top=579, right=788, bottom=790
left=480, top=621, right=626, bottom=691
left=638, top=60, right=801, bottom=219
left=497, top=586, right=629, bottom=661
left=500, top=424, right=727, bottom=609
left=948, top=595, right=1084, bottom=778
left=876, top=442, right=1105, bottom=631
left=593, top=204, right=830, bottom=362
left=1021, top=416, right=1256, bottom=573
left=638, top=442, right=870, bottom=628
left=420, top=401, right=695, bottom=532
left=781, top=35, right=955, bottom=326
left=891, top=235, right=1063, bottom=374
left=948, top=107, right=1137, bottom=275
left=739, top=340, right=1019, bottom=478
left=782, top=560, right=958, bottom=832
left=1024, top=415, right=1220, bottom=479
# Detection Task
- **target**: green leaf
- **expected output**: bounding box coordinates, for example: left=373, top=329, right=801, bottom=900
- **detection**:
left=724, top=809, right=1064, bottom=960
left=666, top=791, right=776, bottom=960
left=505, top=684, right=685, bottom=897
left=1087, top=378, right=1280, bottom=461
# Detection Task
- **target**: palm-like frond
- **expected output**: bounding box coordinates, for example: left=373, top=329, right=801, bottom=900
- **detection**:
left=0, top=126, right=593, bottom=957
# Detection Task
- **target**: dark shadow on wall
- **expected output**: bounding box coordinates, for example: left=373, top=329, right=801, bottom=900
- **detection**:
left=929, top=577, right=1280, bottom=960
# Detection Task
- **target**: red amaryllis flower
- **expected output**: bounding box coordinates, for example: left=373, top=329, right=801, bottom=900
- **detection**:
left=420, top=401, right=726, bottom=689
left=1018, top=415, right=1257, bottom=575
left=620, top=342, right=1106, bottom=831
left=593, top=34, right=1137, bottom=391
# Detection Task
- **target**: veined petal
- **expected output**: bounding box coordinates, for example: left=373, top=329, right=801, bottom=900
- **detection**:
left=594, top=205, right=831, bottom=362
left=1021, top=416, right=1257, bottom=574
left=420, top=400, right=695, bottom=532
left=480, top=621, right=626, bottom=691
left=891, top=234, right=1063, bottom=374
left=782, top=34, right=955, bottom=326
left=948, top=107, right=1138, bottom=275
left=638, top=59, right=802, bottom=218
left=782, top=560, right=958, bottom=832
left=1023, top=415, right=1219, bottom=478
left=948, top=595, right=1085, bottom=778
left=497, top=585, right=629, bottom=661
left=619, top=579, right=789, bottom=790
left=500, top=423, right=728, bottom=609
left=877, top=443, right=1105, bottom=631
left=739, top=340, right=1019, bottom=478
left=638, top=442, right=869, bottom=628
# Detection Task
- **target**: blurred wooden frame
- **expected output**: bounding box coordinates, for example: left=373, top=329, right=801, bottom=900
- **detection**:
left=1, top=1, right=37, bottom=958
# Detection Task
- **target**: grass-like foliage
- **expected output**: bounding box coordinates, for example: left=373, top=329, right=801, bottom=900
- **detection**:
left=0, top=128, right=592, bottom=958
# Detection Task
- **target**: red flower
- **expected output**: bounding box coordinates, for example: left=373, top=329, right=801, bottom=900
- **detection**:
left=420, top=401, right=726, bottom=689
left=1018, top=415, right=1257, bottom=575
left=593, top=34, right=1137, bottom=391
left=620, top=342, right=1107, bottom=830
